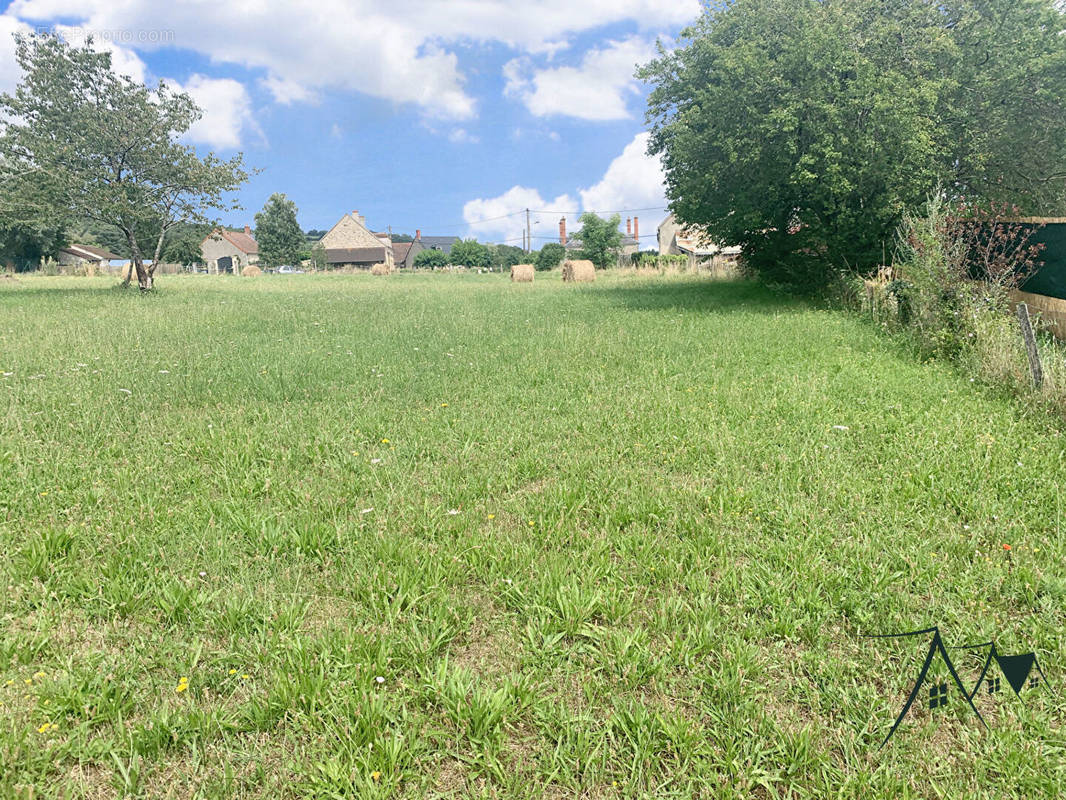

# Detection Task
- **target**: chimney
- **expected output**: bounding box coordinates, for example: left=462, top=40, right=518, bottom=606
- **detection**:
left=626, top=218, right=632, bottom=236
left=559, top=217, right=567, bottom=245
left=244, top=225, right=251, bottom=235
left=416, top=229, right=421, bottom=240
left=633, top=217, right=639, bottom=245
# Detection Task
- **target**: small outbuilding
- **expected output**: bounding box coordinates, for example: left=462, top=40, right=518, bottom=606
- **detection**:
left=57, top=244, right=123, bottom=274
left=201, top=226, right=260, bottom=274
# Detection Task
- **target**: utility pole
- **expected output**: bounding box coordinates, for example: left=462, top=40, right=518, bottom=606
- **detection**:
left=526, top=208, right=531, bottom=254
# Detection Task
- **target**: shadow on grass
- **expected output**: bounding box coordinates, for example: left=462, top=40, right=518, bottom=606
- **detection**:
left=0, top=281, right=150, bottom=302
left=598, top=277, right=810, bottom=315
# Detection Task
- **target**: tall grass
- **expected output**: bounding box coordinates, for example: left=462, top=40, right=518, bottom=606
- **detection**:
left=1, top=271, right=1064, bottom=798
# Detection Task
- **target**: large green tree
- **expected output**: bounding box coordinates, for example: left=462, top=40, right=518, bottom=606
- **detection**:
left=536, top=242, right=566, bottom=271
left=0, top=34, right=249, bottom=290
left=254, top=193, right=304, bottom=268
left=572, top=212, right=623, bottom=269
left=640, top=0, right=1066, bottom=290
left=489, top=243, right=526, bottom=271
left=0, top=220, right=65, bottom=272
left=448, top=239, right=491, bottom=268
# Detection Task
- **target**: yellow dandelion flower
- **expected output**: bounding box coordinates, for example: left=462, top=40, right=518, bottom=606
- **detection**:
left=33, top=672, right=45, bottom=679
left=229, top=669, right=237, bottom=675
left=241, top=674, right=250, bottom=680
left=371, top=771, right=382, bottom=782
left=24, top=679, right=31, bottom=685
left=37, top=722, right=54, bottom=733
left=441, top=403, right=448, bottom=407
left=5, top=679, right=13, bottom=686
left=39, top=491, right=49, bottom=496
left=487, top=514, right=495, bottom=520
left=528, top=520, right=534, bottom=527
left=381, top=438, right=390, bottom=443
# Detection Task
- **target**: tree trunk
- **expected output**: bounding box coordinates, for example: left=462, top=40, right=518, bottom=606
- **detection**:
left=124, top=232, right=153, bottom=292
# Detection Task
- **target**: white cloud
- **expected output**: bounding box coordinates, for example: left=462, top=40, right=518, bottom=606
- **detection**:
left=5, top=0, right=699, bottom=122
left=177, top=74, right=260, bottom=151
left=448, top=128, right=480, bottom=144
left=0, top=17, right=256, bottom=149
left=0, top=15, right=32, bottom=95
left=505, top=36, right=659, bottom=121
left=579, top=132, right=666, bottom=215
left=463, top=185, right=578, bottom=245
left=463, top=132, right=666, bottom=246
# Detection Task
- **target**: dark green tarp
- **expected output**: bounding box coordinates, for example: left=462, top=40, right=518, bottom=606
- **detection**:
left=1021, top=223, right=1066, bottom=300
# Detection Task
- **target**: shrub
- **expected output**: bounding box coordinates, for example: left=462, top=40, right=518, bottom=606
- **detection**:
left=536, top=243, right=565, bottom=271
left=892, top=191, right=1046, bottom=359
left=414, top=249, right=448, bottom=269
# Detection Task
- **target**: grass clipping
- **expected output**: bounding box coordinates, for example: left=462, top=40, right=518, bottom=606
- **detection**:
left=511, top=263, right=534, bottom=283
left=562, top=259, right=596, bottom=283
left=241, top=265, right=262, bottom=277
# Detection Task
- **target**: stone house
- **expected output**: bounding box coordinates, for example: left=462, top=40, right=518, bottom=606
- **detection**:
left=321, top=210, right=393, bottom=270
left=200, top=226, right=260, bottom=274
left=657, top=213, right=740, bottom=263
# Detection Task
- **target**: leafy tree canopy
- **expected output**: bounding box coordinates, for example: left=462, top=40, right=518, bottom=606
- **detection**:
left=0, top=34, right=249, bottom=290
left=254, top=193, right=304, bottom=268
left=572, top=213, right=623, bottom=269
left=0, top=220, right=66, bottom=272
left=490, top=244, right=526, bottom=270
left=536, top=242, right=566, bottom=271
left=448, top=238, right=491, bottom=268
left=640, top=0, right=1066, bottom=290
left=414, top=248, right=448, bottom=269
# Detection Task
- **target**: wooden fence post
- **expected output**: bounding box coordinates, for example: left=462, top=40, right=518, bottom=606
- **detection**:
left=1016, top=302, right=1044, bottom=389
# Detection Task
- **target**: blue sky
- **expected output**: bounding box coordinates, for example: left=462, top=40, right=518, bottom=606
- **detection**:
left=0, top=1, right=703, bottom=248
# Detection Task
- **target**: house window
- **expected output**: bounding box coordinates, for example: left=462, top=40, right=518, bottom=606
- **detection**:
left=986, top=677, right=1001, bottom=694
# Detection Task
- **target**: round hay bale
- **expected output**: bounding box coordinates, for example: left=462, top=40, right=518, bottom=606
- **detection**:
left=511, top=263, right=535, bottom=283
left=562, top=259, right=596, bottom=283
left=241, top=265, right=262, bottom=277
left=371, top=263, right=391, bottom=276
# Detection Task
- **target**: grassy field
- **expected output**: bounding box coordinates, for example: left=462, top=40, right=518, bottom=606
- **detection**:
left=1, top=270, right=1064, bottom=798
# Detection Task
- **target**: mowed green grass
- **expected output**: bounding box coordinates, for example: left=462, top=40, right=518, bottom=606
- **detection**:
left=1, top=271, right=1064, bottom=798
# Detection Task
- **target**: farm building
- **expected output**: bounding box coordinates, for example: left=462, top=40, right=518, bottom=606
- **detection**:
left=200, top=226, right=260, bottom=274
left=320, top=211, right=394, bottom=270
left=392, top=231, right=433, bottom=269
left=418, top=235, right=460, bottom=256
left=657, top=213, right=740, bottom=263
left=57, top=243, right=122, bottom=273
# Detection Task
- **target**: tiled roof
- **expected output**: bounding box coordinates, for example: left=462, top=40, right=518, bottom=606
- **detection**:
left=393, top=242, right=413, bottom=262
left=418, top=235, right=459, bottom=254
left=60, top=243, right=122, bottom=261
left=220, top=230, right=259, bottom=254
left=325, top=247, right=387, bottom=264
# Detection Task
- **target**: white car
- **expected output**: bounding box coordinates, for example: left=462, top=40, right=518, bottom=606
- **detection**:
left=277, top=265, right=304, bottom=274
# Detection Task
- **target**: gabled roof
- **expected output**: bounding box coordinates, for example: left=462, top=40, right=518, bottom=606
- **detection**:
left=202, top=229, right=258, bottom=255
left=326, top=246, right=387, bottom=264
left=321, top=212, right=390, bottom=252
left=418, top=235, right=459, bottom=254
left=393, top=242, right=413, bottom=263
left=60, top=243, right=122, bottom=261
